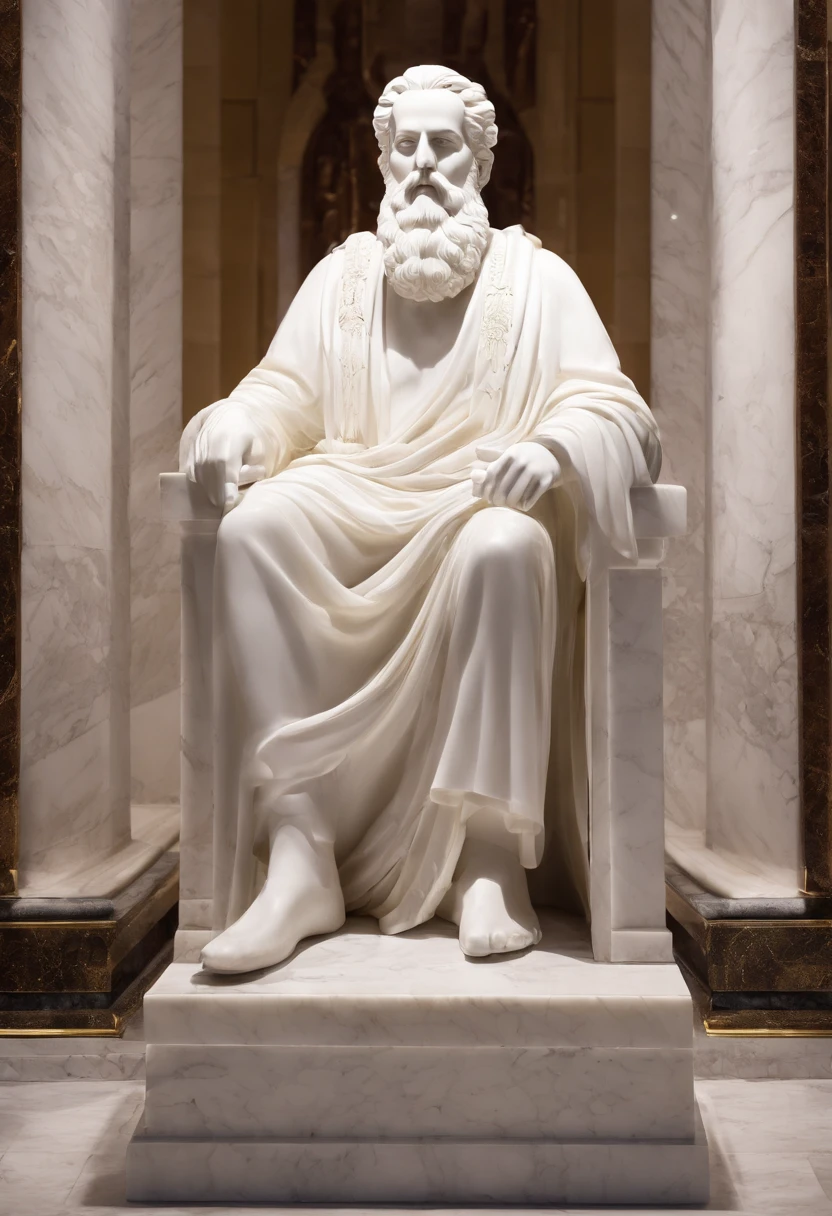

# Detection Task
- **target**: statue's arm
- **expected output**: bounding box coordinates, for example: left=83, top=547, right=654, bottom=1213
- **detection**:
left=181, top=256, right=331, bottom=507
left=529, top=251, right=660, bottom=481
left=528, top=251, right=661, bottom=563
left=476, top=252, right=660, bottom=537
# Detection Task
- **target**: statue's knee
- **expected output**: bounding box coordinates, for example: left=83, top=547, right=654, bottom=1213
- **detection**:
left=463, top=508, right=552, bottom=580
left=216, top=501, right=275, bottom=566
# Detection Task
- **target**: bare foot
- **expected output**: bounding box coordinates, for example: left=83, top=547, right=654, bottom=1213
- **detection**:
left=436, top=836, right=541, bottom=957
left=201, top=822, right=345, bottom=974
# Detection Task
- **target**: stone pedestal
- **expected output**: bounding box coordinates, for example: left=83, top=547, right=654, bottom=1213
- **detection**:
left=127, top=912, right=708, bottom=1206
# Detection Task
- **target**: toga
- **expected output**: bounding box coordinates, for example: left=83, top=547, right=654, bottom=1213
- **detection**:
left=181, top=226, right=661, bottom=936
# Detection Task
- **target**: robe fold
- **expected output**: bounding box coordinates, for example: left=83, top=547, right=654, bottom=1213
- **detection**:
left=181, top=226, right=661, bottom=936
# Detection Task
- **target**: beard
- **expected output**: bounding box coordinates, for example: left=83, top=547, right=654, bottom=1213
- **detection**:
left=376, top=166, right=490, bottom=303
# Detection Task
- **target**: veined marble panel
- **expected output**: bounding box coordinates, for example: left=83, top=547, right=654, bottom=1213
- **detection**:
left=19, top=803, right=178, bottom=898
left=129, top=0, right=182, bottom=804
left=128, top=1117, right=709, bottom=1206
left=651, top=0, right=709, bottom=834
left=144, top=1042, right=694, bottom=1141
left=708, top=0, right=800, bottom=882
left=666, top=820, right=802, bottom=900
left=130, top=688, right=180, bottom=807
left=21, top=0, right=120, bottom=554
left=144, top=915, right=693, bottom=1050
left=20, top=545, right=109, bottom=766
left=20, top=0, right=132, bottom=887
left=18, top=719, right=113, bottom=885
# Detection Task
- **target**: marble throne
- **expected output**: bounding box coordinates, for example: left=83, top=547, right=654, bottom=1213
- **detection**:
left=125, top=471, right=710, bottom=1206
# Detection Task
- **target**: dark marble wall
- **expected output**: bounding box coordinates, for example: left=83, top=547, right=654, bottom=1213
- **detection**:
left=0, top=0, right=19, bottom=900
left=795, top=0, right=832, bottom=895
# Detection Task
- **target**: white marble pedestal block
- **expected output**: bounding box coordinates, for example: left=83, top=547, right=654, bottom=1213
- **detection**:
left=127, top=913, right=708, bottom=1205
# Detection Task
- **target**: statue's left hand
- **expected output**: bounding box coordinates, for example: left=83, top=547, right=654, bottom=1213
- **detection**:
left=473, top=442, right=562, bottom=511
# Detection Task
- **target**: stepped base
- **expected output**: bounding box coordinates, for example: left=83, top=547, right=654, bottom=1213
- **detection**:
left=126, top=912, right=709, bottom=1205
left=128, top=1112, right=709, bottom=1205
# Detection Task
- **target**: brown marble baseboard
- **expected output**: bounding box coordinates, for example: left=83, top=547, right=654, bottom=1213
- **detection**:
left=0, top=853, right=178, bottom=1035
left=667, top=864, right=832, bottom=1035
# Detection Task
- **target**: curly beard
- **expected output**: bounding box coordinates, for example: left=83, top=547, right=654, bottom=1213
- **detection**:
left=376, top=166, right=490, bottom=302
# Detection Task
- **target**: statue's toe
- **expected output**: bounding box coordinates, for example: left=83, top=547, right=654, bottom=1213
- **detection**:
left=458, top=930, right=492, bottom=957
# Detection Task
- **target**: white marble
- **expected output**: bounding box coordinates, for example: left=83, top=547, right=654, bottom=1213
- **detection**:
left=165, top=474, right=683, bottom=964
left=181, top=69, right=675, bottom=975
left=130, top=689, right=180, bottom=807
left=814, top=1155, right=832, bottom=1207
left=586, top=533, right=679, bottom=963
left=710, top=1152, right=832, bottom=1216
left=144, top=1042, right=694, bottom=1141
left=19, top=0, right=132, bottom=889
left=176, top=898, right=213, bottom=931
left=0, top=1045, right=146, bottom=1085
left=131, top=912, right=704, bottom=1202
left=651, top=0, right=710, bottom=836
left=20, top=803, right=178, bottom=898
left=173, top=927, right=214, bottom=960
left=630, top=483, right=686, bottom=538
left=666, top=820, right=801, bottom=899
left=0, top=1014, right=148, bottom=1084
left=697, top=1078, right=832, bottom=1156
left=3, top=1077, right=831, bottom=1212
left=607, top=567, right=669, bottom=953
left=652, top=0, right=802, bottom=898
left=693, top=1023, right=832, bottom=1081
left=6, top=982, right=830, bottom=1087
left=129, top=0, right=183, bottom=805
left=176, top=523, right=219, bottom=928
left=144, top=914, right=693, bottom=1050
left=127, top=1120, right=709, bottom=1206
left=707, top=0, right=800, bottom=885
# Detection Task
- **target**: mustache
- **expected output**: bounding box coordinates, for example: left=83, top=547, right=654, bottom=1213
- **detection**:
left=389, top=168, right=467, bottom=217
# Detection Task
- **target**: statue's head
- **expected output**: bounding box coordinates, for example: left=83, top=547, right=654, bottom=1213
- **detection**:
left=374, top=65, right=497, bottom=303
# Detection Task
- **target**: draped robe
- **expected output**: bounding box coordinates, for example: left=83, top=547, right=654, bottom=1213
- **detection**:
left=181, top=226, right=661, bottom=936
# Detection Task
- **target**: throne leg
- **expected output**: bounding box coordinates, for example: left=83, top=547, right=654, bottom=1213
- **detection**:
left=589, top=555, right=674, bottom=963
left=175, top=521, right=220, bottom=958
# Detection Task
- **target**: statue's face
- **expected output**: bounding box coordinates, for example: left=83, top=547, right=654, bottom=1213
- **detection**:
left=388, top=90, right=475, bottom=197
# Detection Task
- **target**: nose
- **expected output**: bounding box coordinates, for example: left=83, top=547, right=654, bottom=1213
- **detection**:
left=414, top=131, right=436, bottom=172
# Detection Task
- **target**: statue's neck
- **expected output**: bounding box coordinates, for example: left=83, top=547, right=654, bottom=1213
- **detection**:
left=383, top=275, right=477, bottom=372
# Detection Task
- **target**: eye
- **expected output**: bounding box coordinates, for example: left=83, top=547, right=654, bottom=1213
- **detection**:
left=396, top=139, right=416, bottom=152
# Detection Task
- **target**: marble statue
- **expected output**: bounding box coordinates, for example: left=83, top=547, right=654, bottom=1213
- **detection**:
left=181, top=65, right=661, bottom=974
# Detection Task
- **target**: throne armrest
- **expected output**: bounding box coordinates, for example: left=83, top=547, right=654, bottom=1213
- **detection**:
left=160, top=472, right=223, bottom=523
left=629, top=484, right=686, bottom=539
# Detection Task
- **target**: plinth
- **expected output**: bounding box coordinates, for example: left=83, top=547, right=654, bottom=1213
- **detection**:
left=126, top=912, right=708, bottom=1205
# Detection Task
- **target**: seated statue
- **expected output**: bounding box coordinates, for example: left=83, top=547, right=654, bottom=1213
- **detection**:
left=182, top=65, right=661, bottom=974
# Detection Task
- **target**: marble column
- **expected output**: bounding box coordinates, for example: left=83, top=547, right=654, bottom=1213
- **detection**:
left=707, top=0, right=800, bottom=890
left=129, top=0, right=183, bottom=806
left=651, top=0, right=710, bottom=835
left=656, top=0, right=801, bottom=896
left=19, top=0, right=132, bottom=892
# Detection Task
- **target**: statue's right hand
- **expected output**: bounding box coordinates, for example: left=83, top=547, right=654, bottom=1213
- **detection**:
left=190, top=408, right=267, bottom=509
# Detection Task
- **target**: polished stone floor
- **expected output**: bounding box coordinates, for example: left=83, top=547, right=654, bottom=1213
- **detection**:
left=0, top=1077, right=831, bottom=1214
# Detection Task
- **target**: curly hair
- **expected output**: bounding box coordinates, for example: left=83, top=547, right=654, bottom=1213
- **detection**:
left=373, top=65, right=498, bottom=188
